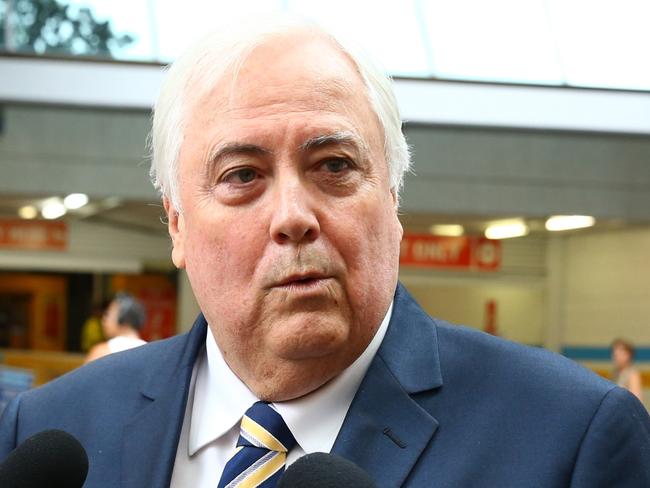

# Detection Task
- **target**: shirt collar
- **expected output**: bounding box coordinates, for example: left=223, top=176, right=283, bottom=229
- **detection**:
left=275, top=302, right=393, bottom=454
left=189, top=302, right=393, bottom=456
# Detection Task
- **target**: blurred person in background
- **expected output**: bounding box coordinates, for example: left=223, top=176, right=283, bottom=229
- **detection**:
left=85, top=293, right=146, bottom=363
left=80, top=301, right=107, bottom=353
left=612, top=338, right=644, bottom=402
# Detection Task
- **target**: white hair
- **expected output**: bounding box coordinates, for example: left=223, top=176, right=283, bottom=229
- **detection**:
left=150, top=15, right=411, bottom=211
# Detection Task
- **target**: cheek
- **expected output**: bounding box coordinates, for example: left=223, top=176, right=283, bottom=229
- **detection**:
left=182, top=211, right=267, bottom=306
left=355, top=196, right=401, bottom=259
left=333, top=194, right=401, bottom=296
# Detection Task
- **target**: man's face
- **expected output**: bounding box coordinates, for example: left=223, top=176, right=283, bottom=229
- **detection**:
left=166, top=32, right=403, bottom=401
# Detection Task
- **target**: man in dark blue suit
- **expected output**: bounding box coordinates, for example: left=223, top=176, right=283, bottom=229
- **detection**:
left=2, top=17, right=649, bottom=487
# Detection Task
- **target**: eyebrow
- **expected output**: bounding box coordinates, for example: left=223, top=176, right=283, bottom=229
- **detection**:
left=208, top=142, right=273, bottom=164
left=298, top=131, right=367, bottom=154
left=205, top=131, right=367, bottom=178
left=203, top=142, right=272, bottom=182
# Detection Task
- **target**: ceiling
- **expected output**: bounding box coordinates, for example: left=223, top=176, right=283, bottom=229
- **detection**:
left=0, top=195, right=167, bottom=235
left=0, top=194, right=640, bottom=239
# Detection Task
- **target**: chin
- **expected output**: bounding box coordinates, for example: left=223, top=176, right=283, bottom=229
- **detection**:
left=252, top=361, right=342, bottom=402
left=268, top=315, right=351, bottom=361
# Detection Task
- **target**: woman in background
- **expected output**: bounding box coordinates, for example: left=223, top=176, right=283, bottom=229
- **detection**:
left=611, top=338, right=643, bottom=402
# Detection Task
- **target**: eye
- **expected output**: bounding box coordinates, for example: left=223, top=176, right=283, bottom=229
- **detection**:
left=223, top=167, right=258, bottom=184
left=322, top=158, right=351, bottom=173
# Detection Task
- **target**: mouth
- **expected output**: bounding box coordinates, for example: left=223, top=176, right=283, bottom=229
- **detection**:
left=274, top=272, right=331, bottom=290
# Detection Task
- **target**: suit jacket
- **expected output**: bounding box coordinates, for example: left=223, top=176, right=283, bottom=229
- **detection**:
left=1, top=284, right=649, bottom=487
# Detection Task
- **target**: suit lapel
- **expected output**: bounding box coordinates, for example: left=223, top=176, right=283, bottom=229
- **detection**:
left=121, top=314, right=207, bottom=488
left=332, top=284, right=443, bottom=487
left=119, top=285, right=439, bottom=487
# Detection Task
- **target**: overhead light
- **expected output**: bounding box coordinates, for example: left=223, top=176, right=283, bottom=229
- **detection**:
left=63, top=193, right=89, bottom=210
left=430, top=224, right=464, bottom=237
left=485, top=219, right=529, bottom=239
left=18, top=205, right=38, bottom=220
left=545, top=215, right=595, bottom=231
left=41, top=199, right=67, bottom=220
left=101, top=196, right=122, bottom=209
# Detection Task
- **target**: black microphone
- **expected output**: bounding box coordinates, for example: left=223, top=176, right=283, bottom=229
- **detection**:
left=0, top=429, right=88, bottom=488
left=277, top=452, right=376, bottom=487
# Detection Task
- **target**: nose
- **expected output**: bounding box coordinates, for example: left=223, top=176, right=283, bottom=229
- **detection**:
left=269, top=177, right=320, bottom=244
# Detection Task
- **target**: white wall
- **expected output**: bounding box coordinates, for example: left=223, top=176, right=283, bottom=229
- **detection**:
left=549, top=228, right=650, bottom=407
left=400, top=278, right=545, bottom=345
left=398, top=228, right=650, bottom=351
left=0, top=105, right=155, bottom=200
left=562, top=228, right=650, bottom=346
left=399, top=235, right=546, bottom=344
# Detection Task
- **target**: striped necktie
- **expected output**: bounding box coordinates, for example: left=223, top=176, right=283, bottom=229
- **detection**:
left=218, top=402, right=297, bottom=488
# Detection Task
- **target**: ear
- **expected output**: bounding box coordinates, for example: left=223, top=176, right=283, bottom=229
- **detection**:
left=390, top=187, right=399, bottom=210
left=163, top=196, right=186, bottom=269
left=389, top=188, right=404, bottom=240
left=396, top=215, right=404, bottom=241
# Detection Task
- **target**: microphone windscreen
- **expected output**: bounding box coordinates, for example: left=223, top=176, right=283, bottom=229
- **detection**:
left=0, top=429, right=88, bottom=488
left=277, top=452, right=376, bottom=488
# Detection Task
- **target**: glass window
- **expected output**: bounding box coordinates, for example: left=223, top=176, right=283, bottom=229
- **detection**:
left=1, top=0, right=143, bottom=59
left=2, top=0, right=649, bottom=91
left=66, top=0, right=151, bottom=60
left=154, top=0, right=284, bottom=61
left=286, top=0, right=431, bottom=77
left=547, top=0, right=650, bottom=90
left=420, top=0, right=564, bottom=84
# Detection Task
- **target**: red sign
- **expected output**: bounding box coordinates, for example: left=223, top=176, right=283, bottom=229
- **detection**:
left=0, top=220, right=67, bottom=251
left=137, top=288, right=177, bottom=341
left=400, top=234, right=501, bottom=271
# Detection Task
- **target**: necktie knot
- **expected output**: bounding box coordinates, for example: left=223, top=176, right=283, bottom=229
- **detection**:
left=237, top=402, right=296, bottom=453
left=218, top=402, right=296, bottom=488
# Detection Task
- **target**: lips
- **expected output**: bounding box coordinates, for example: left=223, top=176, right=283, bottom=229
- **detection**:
left=276, top=272, right=329, bottom=288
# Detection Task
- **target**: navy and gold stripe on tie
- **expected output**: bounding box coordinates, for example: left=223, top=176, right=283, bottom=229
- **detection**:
left=218, top=402, right=296, bottom=488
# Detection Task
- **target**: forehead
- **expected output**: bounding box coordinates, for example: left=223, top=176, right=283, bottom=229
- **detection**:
left=185, top=32, right=383, bottom=149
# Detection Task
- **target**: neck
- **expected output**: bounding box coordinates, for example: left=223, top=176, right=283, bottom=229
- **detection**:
left=115, top=327, right=140, bottom=339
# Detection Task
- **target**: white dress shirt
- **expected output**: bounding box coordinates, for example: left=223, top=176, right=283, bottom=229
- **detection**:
left=170, top=303, right=393, bottom=488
